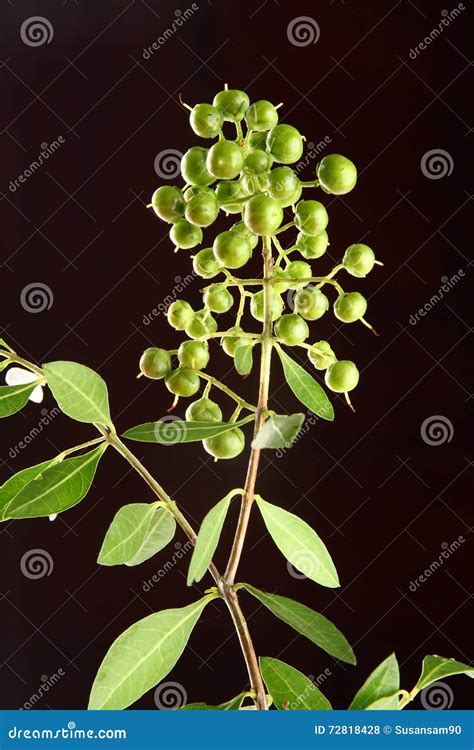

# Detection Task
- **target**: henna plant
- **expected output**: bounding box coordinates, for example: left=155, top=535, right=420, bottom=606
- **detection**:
left=1, top=86, right=472, bottom=711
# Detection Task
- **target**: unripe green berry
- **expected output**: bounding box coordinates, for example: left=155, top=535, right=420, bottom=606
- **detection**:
left=245, top=100, right=279, bottom=132
left=203, top=427, right=245, bottom=459
left=274, top=313, right=309, bottom=346
left=266, top=124, right=303, bottom=164
left=222, top=326, right=245, bottom=356
left=170, top=219, right=202, bottom=249
left=325, top=360, right=359, bottom=392
left=206, top=140, right=244, bottom=180
left=250, top=290, right=284, bottom=322
left=230, top=221, right=259, bottom=251
left=241, top=173, right=270, bottom=195
left=181, top=147, right=214, bottom=187
left=307, top=341, right=336, bottom=370
left=139, top=347, right=171, bottom=379
left=243, top=194, right=283, bottom=235
left=178, top=340, right=210, bottom=370
left=185, top=311, right=218, bottom=339
left=296, top=230, right=329, bottom=259
left=276, top=183, right=302, bottom=209
left=248, top=130, right=268, bottom=150
left=317, top=154, right=357, bottom=195
left=185, top=397, right=222, bottom=422
left=295, top=200, right=329, bottom=237
left=286, top=260, right=312, bottom=289
left=294, top=287, right=328, bottom=321
left=203, top=283, right=234, bottom=313
left=213, top=89, right=249, bottom=122
left=216, top=180, right=246, bottom=214
left=268, top=166, right=300, bottom=202
left=185, top=192, right=219, bottom=227
left=167, top=300, right=194, bottom=330
left=334, top=292, right=367, bottom=323
left=190, top=103, right=223, bottom=138
left=165, top=367, right=200, bottom=397
left=192, top=248, right=222, bottom=279
left=342, top=243, right=375, bottom=278
left=151, top=186, right=185, bottom=223
left=213, top=231, right=251, bottom=270
left=244, top=150, right=273, bottom=175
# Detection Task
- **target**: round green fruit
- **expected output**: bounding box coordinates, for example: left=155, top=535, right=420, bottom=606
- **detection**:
left=213, top=231, right=251, bottom=269
left=325, top=360, right=359, bottom=392
left=192, top=247, right=222, bottom=279
left=178, top=340, right=210, bottom=370
left=307, top=341, right=336, bottom=370
left=185, top=192, right=219, bottom=227
left=222, top=326, right=246, bottom=356
left=295, top=200, right=329, bottom=237
left=295, top=230, right=329, bottom=259
left=170, top=219, right=202, bottom=249
left=206, top=140, right=244, bottom=180
left=243, top=194, right=283, bottom=235
left=203, top=283, right=234, bottom=313
left=185, top=311, right=218, bottom=339
left=266, top=124, right=303, bottom=164
left=167, top=300, right=194, bottom=330
left=317, top=154, right=357, bottom=195
left=190, top=103, right=223, bottom=138
left=245, top=100, right=279, bottom=132
left=215, top=180, right=246, bottom=213
left=334, top=292, right=367, bottom=323
left=230, top=221, right=259, bottom=250
left=248, top=130, right=268, bottom=150
left=294, top=287, right=328, bottom=321
left=185, top=397, right=222, bottom=422
left=274, top=313, right=309, bottom=346
left=213, top=89, right=249, bottom=122
left=250, top=290, right=284, bottom=322
left=139, top=347, right=171, bottom=379
left=268, top=166, right=300, bottom=202
left=342, top=243, right=375, bottom=278
left=151, top=186, right=185, bottom=223
left=286, top=260, right=312, bottom=289
left=203, top=427, right=245, bottom=459
left=244, top=149, right=273, bottom=175
left=165, top=367, right=200, bottom=397
left=181, top=147, right=215, bottom=187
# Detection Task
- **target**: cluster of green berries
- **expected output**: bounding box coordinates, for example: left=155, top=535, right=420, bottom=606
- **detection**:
left=143, top=87, right=380, bottom=455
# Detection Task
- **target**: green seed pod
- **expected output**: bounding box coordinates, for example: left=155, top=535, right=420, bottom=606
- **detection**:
left=151, top=186, right=185, bottom=223
left=203, top=283, right=234, bottom=314
left=167, top=300, right=194, bottom=330
left=222, top=326, right=246, bottom=356
left=215, top=180, right=246, bottom=214
left=325, top=360, right=359, bottom=392
left=181, top=147, right=215, bottom=187
left=248, top=130, right=269, bottom=150
left=266, top=124, right=303, bottom=164
left=243, top=194, right=283, bottom=235
left=294, top=200, right=329, bottom=237
left=268, top=166, right=300, bottom=202
left=185, top=192, right=219, bottom=227
left=245, top=100, right=279, bottom=132
left=274, top=313, right=309, bottom=346
left=295, top=230, right=329, bottom=259
left=207, top=140, right=244, bottom=180
left=334, top=292, right=367, bottom=323
left=185, top=311, right=218, bottom=339
left=213, top=231, right=251, bottom=269
left=213, top=89, right=250, bottom=122
left=230, top=221, right=259, bottom=251
left=286, top=260, right=312, bottom=290
left=307, top=341, right=336, bottom=370
left=170, top=219, right=203, bottom=250
left=294, top=287, right=328, bottom=321
left=203, top=427, right=245, bottom=459
left=139, top=347, right=171, bottom=379
left=185, top=397, right=222, bottom=422
left=317, top=154, right=357, bottom=195
left=165, top=367, right=200, bottom=397
left=342, top=243, right=375, bottom=278
left=178, top=340, right=210, bottom=370
left=250, top=290, right=284, bottom=322
left=276, top=182, right=303, bottom=208
left=244, top=149, right=273, bottom=175
left=241, top=173, right=270, bottom=195
left=192, top=247, right=222, bottom=279
left=190, top=103, right=223, bottom=138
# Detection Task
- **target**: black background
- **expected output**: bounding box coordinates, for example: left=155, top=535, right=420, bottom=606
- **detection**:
left=1, top=0, right=472, bottom=711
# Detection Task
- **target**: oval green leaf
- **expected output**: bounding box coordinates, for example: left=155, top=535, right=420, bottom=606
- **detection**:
left=255, top=495, right=339, bottom=588
left=276, top=345, right=334, bottom=421
left=243, top=584, right=355, bottom=664
left=252, top=413, right=305, bottom=450
left=43, top=361, right=111, bottom=427
left=98, top=504, right=176, bottom=567
left=0, top=382, right=40, bottom=418
left=88, top=594, right=216, bottom=710
left=260, top=657, right=332, bottom=710
left=234, top=343, right=253, bottom=376
left=349, top=653, right=400, bottom=710
left=414, top=655, right=474, bottom=695
left=123, top=416, right=253, bottom=444
left=187, top=490, right=241, bottom=585
left=2, top=444, right=107, bottom=520
left=365, top=692, right=400, bottom=709
left=0, top=458, right=59, bottom=520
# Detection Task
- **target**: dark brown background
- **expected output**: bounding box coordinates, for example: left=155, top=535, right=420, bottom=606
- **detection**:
left=1, top=0, right=472, bottom=711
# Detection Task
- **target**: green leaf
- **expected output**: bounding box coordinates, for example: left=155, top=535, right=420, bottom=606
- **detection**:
left=88, top=594, right=216, bottom=710
left=0, top=459, right=59, bottom=520
left=243, top=584, right=355, bottom=664
left=43, top=361, right=111, bottom=427
left=276, top=345, right=334, bottom=421
left=252, top=413, right=305, bottom=450
left=234, top=343, right=253, bottom=376
left=0, top=382, right=40, bottom=418
left=181, top=694, right=247, bottom=710
left=255, top=495, right=339, bottom=588
left=260, top=657, right=331, bottom=710
left=98, top=504, right=176, bottom=567
left=413, top=655, right=474, bottom=695
left=365, top=693, right=400, bottom=709
left=187, top=490, right=240, bottom=586
left=2, top=445, right=107, bottom=520
left=123, top=416, right=253, bottom=444
left=349, top=654, right=400, bottom=710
